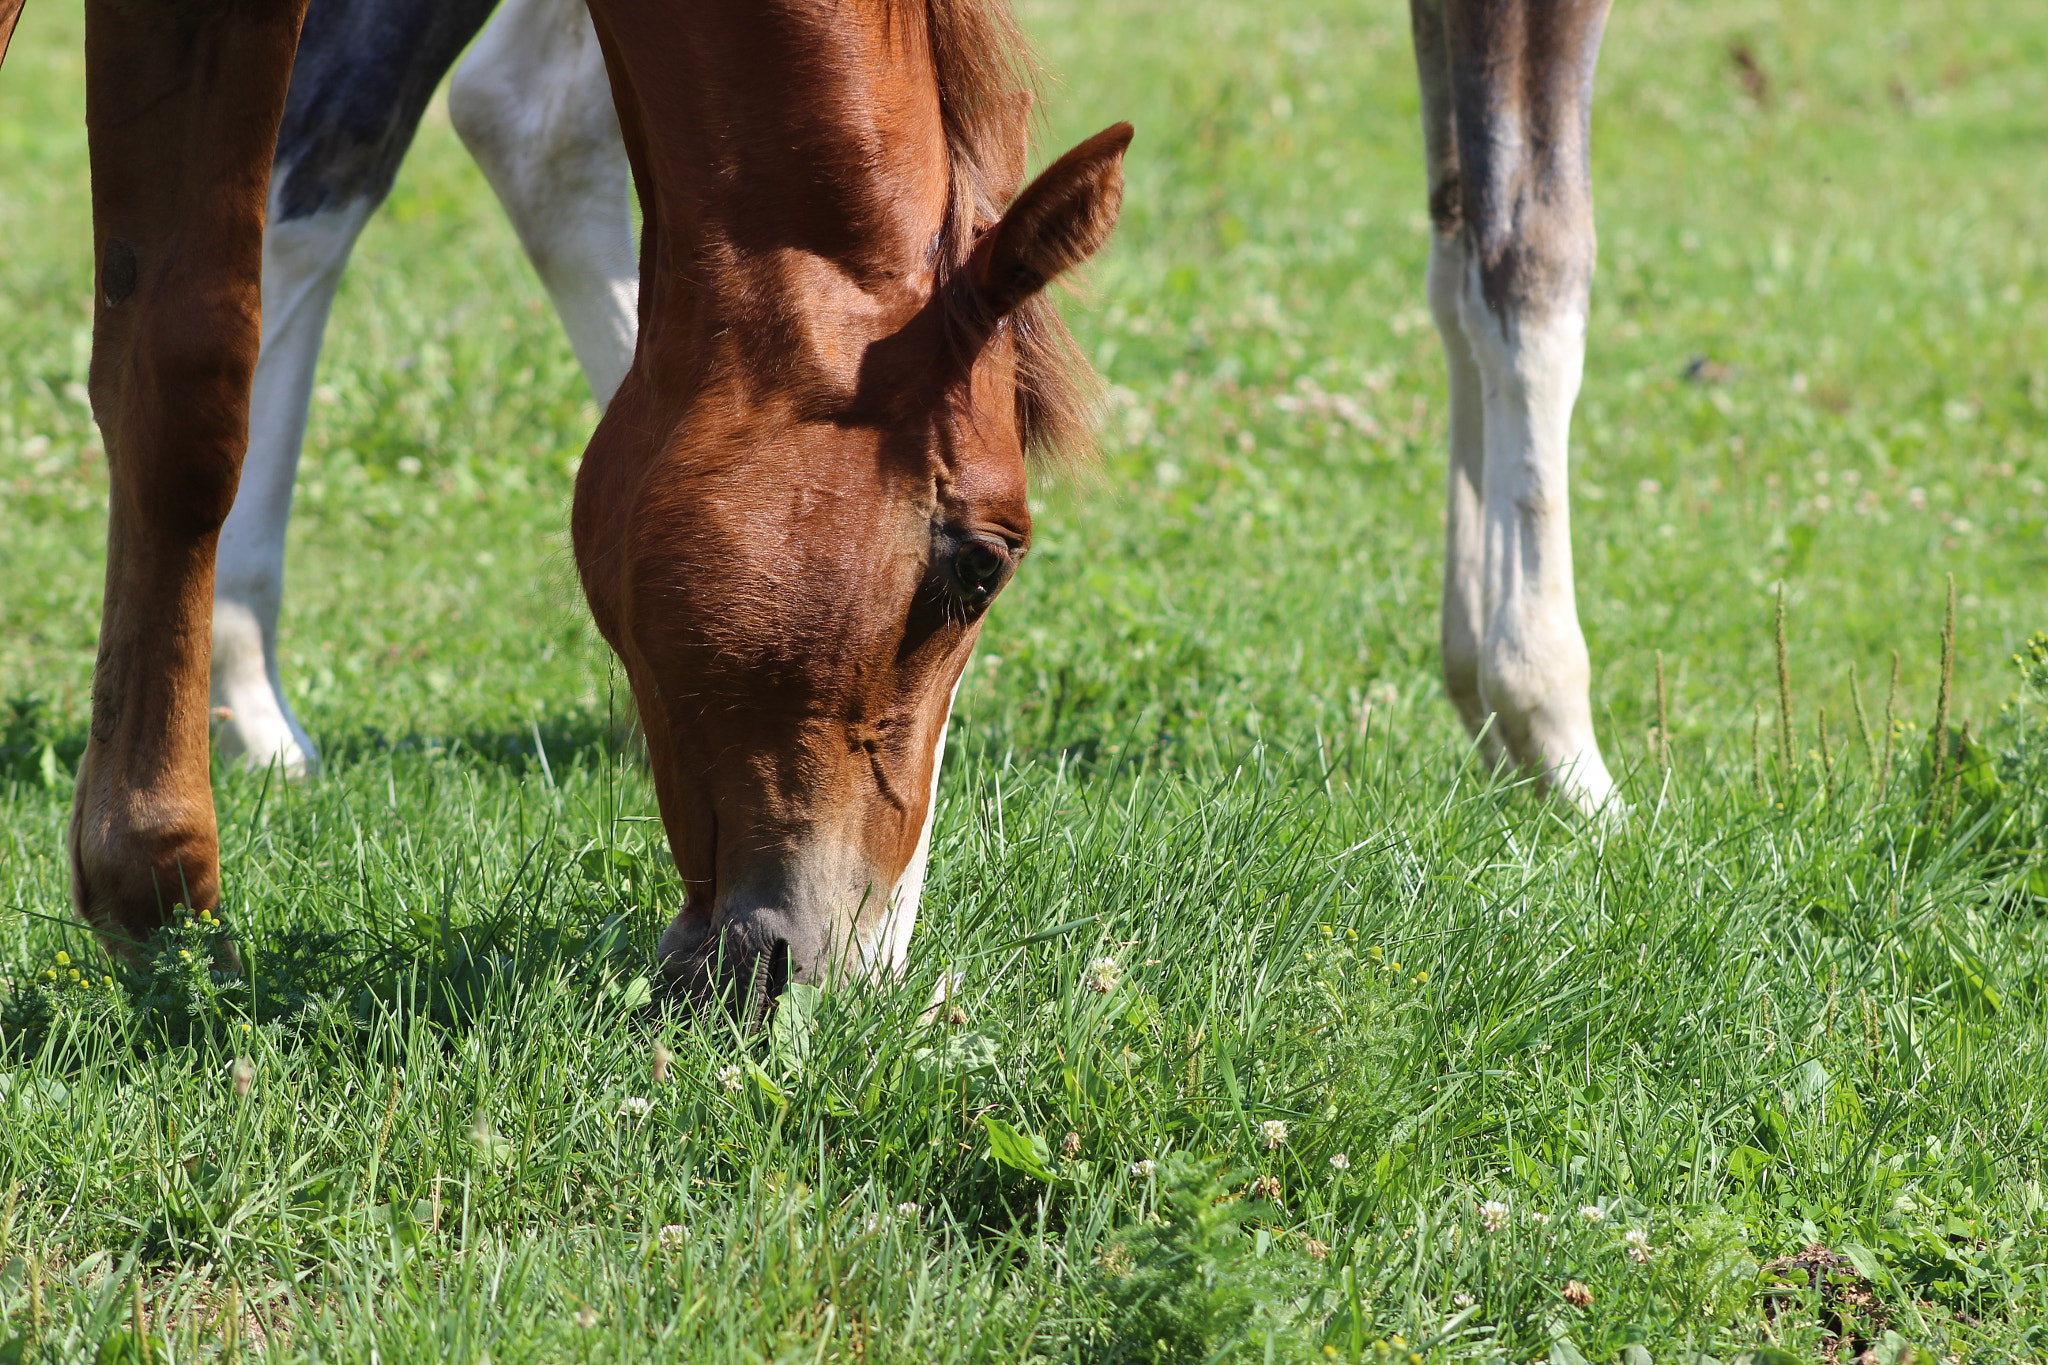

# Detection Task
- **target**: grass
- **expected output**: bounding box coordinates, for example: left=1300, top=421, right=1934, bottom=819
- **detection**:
left=5, top=0, right=2048, bottom=1359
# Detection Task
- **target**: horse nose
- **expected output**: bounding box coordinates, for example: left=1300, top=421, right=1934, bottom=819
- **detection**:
left=658, top=912, right=796, bottom=1026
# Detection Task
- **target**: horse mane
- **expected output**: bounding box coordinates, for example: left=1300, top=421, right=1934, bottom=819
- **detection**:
left=923, top=0, right=1100, bottom=468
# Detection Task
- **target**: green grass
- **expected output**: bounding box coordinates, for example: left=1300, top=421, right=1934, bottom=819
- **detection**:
left=6, top=0, right=2048, bottom=1358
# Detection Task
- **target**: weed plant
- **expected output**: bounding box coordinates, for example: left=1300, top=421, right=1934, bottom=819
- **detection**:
left=5, top=0, right=2048, bottom=1360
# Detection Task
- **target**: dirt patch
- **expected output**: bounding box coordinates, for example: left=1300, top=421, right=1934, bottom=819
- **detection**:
left=1761, top=1242, right=1890, bottom=1359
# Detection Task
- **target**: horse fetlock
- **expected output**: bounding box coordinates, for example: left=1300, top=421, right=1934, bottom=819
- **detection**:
left=1438, top=632, right=1493, bottom=740
left=209, top=599, right=317, bottom=777
left=69, top=750, right=221, bottom=961
left=1475, top=644, right=1615, bottom=812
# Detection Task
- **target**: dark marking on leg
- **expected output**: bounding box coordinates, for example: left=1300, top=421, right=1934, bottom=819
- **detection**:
left=1441, top=0, right=1612, bottom=319
left=1427, top=173, right=1462, bottom=235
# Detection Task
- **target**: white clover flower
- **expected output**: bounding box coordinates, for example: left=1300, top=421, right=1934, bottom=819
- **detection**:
left=1624, top=1228, right=1652, bottom=1263
left=618, top=1096, right=652, bottom=1119
left=717, top=1064, right=745, bottom=1092
left=1579, top=1204, right=1605, bottom=1224
left=1130, top=1159, right=1156, bottom=1178
left=573, top=1308, right=599, bottom=1329
left=657, top=1224, right=687, bottom=1250
left=1452, top=1292, right=1476, bottom=1309
left=896, top=1201, right=921, bottom=1219
left=1328, top=1153, right=1350, bottom=1171
left=1478, top=1200, right=1509, bottom=1233
left=1530, top=1212, right=1551, bottom=1227
left=1086, top=957, right=1122, bottom=994
left=1260, top=1119, right=1289, bottom=1149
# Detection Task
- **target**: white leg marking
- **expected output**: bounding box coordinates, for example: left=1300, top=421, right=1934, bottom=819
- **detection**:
left=858, top=678, right=962, bottom=982
left=1456, top=265, right=1618, bottom=815
left=212, top=193, right=376, bottom=778
left=449, top=0, right=639, bottom=404
left=1428, top=231, right=1503, bottom=765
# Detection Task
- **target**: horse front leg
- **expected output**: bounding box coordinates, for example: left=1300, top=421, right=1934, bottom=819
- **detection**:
left=70, top=0, right=306, bottom=957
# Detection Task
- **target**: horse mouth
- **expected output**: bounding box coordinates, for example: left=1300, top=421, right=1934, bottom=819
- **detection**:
left=657, top=911, right=792, bottom=1028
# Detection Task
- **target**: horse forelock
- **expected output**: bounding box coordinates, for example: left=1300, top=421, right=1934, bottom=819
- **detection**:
left=924, top=0, right=1100, bottom=470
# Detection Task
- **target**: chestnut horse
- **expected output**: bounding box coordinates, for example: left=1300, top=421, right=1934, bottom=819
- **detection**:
left=0, top=0, right=1128, bottom=1011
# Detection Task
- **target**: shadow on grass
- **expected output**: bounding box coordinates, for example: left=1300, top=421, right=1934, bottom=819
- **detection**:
left=315, top=702, right=643, bottom=778
left=5, top=695, right=644, bottom=791
left=4, top=890, right=663, bottom=1069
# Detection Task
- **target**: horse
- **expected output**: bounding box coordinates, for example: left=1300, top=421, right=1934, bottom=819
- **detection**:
left=8, top=0, right=1619, bottom=1009
left=210, top=0, right=638, bottom=777
left=0, top=0, right=1129, bottom=1013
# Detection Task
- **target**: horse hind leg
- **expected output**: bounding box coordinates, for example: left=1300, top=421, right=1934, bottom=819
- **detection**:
left=1436, top=0, right=1618, bottom=814
left=450, top=0, right=639, bottom=405
left=212, top=0, right=499, bottom=777
left=212, top=194, right=374, bottom=778
left=1411, top=0, right=1503, bottom=769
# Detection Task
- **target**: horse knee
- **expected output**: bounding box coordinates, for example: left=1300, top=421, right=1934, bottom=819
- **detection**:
left=92, top=308, right=258, bottom=537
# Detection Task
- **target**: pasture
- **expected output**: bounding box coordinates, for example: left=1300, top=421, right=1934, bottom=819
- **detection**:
left=5, top=0, right=2048, bottom=1358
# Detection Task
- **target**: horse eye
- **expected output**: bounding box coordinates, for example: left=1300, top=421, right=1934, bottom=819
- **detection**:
left=940, top=534, right=1015, bottom=608
left=956, top=540, right=1008, bottom=588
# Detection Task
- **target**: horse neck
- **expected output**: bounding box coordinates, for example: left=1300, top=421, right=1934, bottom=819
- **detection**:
left=608, top=1, right=956, bottom=369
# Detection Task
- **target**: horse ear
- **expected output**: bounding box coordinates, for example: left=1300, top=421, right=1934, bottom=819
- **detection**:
left=972, top=122, right=1131, bottom=322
